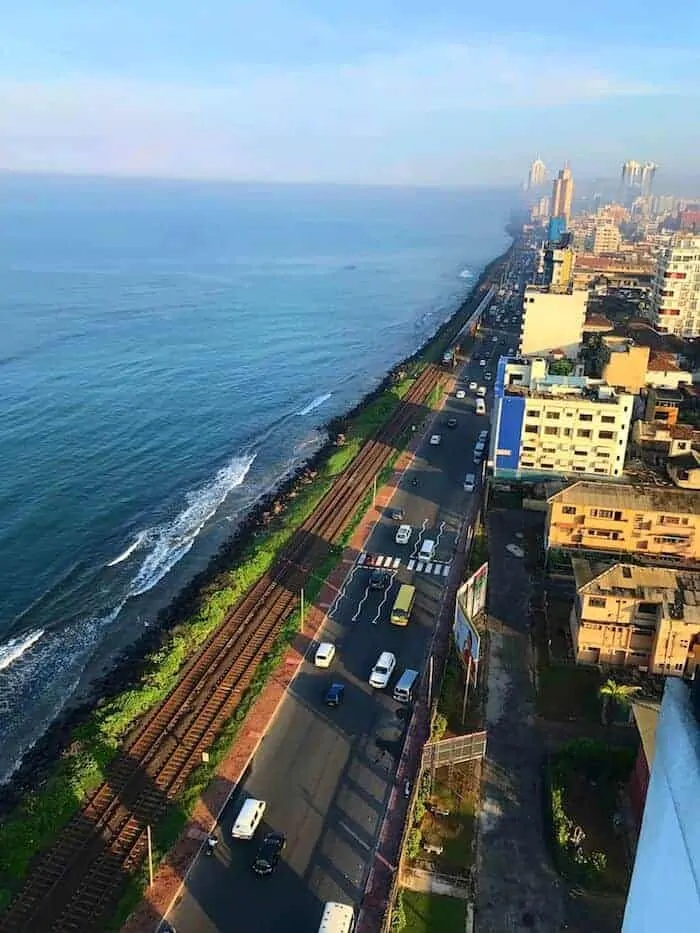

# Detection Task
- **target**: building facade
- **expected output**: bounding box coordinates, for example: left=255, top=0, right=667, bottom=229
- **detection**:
left=519, top=285, right=587, bottom=358
left=602, top=343, right=650, bottom=394
left=592, top=222, right=622, bottom=255
left=571, top=560, right=700, bottom=675
left=546, top=481, right=700, bottom=562
left=551, top=166, right=574, bottom=227
left=527, top=158, right=546, bottom=189
left=491, top=360, right=633, bottom=480
left=542, top=244, right=575, bottom=290
left=651, top=234, right=700, bottom=337
left=622, top=679, right=700, bottom=933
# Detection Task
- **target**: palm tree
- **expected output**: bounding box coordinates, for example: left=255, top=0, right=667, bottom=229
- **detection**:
left=599, top=678, right=641, bottom=725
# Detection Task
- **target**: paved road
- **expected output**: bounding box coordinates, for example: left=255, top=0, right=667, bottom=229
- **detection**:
left=167, top=350, right=494, bottom=932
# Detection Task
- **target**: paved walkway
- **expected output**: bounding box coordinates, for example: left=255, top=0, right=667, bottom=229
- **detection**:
left=121, top=377, right=452, bottom=933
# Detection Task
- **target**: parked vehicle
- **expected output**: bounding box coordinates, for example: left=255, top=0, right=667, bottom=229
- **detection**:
left=393, top=668, right=420, bottom=703
left=369, top=569, right=390, bottom=590
left=318, top=902, right=355, bottom=933
left=390, top=584, right=416, bottom=627
left=314, top=642, right=336, bottom=668
left=232, top=798, right=266, bottom=840
left=252, top=832, right=286, bottom=876
left=323, top=682, right=345, bottom=708
left=395, top=524, right=412, bottom=545
left=369, top=651, right=396, bottom=689
left=463, top=473, right=476, bottom=493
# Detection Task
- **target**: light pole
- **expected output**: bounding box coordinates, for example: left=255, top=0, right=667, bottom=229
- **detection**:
left=372, top=474, right=377, bottom=508
left=146, top=824, right=154, bottom=888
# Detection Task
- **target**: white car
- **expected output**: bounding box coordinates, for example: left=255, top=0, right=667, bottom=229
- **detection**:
left=484, top=372, right=492, bottom=381
left=395, top=524, right=412, bottom=545
left=369, top=651, right=396, bottom=689
left=492, top=335, right=498, bottom=342
left=314, top=642, right=336, bottom=668
left=479, top=429, right=489, bottom=441
left=455, top=389, right=466, bottom=399
left=479, top=359, right=486, bottom=366
left=429, top=434, right=442, bottom=446
left=476, top=386, right=486, bottom=398
left=468, top=381, right=477, bottom=391
left=473, top=450, right=483, bottom=465
left=463, top=472, right=476, bottom=493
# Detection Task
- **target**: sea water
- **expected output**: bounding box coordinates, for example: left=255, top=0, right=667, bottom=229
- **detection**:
left=0, top=174, right=513, bottom=782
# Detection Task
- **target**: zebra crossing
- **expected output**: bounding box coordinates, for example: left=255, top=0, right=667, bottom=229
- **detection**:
left=357, top=551, right=451, bottom=578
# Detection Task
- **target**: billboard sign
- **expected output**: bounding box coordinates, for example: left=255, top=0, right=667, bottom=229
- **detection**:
left=452, top=562, right=488, bottom=669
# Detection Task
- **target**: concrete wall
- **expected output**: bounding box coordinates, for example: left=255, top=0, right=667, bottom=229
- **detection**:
left=520, top=289, right=588, bottom=358
left=623, top=679, right=700, bottom=932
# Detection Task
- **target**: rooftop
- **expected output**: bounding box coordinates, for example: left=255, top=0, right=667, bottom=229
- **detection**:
left=647, top=352, right=686, bottom=374
left=636, top=421, right=698, bottom=441
left=548, top=480, right=700, bottom=514
left=575, top=560, right=700, bottom=601
left=583, top=313, right=615, bottom=332
left=668, top=450, right=700, bottom=472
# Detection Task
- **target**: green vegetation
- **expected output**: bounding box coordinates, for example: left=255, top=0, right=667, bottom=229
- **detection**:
left=599, top=678, right=640, bottom=726
left=548, top=359, right=575, bottom=376
left=399, top=890, right=466, bottom=933
left=547, top=739, right=634, bottom=891
left=536, top=664, right=602, bottom=723
left=468, top=523, right=488, bottom=572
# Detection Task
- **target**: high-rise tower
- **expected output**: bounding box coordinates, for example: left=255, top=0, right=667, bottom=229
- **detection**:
left=527, top=158, right=547, bottom=190
left=551, top=165, right=574, bottom=227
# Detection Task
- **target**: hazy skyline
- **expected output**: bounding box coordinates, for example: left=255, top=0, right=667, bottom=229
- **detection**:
left=2, top=1, right=699, bottom=185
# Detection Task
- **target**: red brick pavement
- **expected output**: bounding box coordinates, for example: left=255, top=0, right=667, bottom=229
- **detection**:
left=120, top=382, right=450, bottom=933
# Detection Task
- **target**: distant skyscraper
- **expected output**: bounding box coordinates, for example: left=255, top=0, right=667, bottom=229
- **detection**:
left=551, top=166, right=574, bottom=227
left=527, top=158, right=547, bottom=190
left=620, top=160, right=658, bottom=201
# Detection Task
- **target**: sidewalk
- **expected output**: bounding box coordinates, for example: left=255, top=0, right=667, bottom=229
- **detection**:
left=121, top=379, right=451, bottom=933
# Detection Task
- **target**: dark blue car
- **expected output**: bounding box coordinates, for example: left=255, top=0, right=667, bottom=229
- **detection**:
left=324, top=682, right=345, bottom=708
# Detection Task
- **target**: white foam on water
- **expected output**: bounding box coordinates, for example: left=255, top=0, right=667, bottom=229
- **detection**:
left=0, top=628, right=44, bottom=672
left=129, top=451, right=257, bottom=598
left=459, top=268, right=473, bottom=279
left=297, top=392, right=332, bottom=416
left=106, top=531, right=148, bottom=567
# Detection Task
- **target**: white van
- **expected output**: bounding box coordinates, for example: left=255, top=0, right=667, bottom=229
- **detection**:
left=475, top=399, right=486, bottom=416
left=418, top=538, right=436, bottom=562
left=231, top=797, right=266, bottom=840
left=463, top=472, right=476, bottom=493
left=393, top=668, right=420, bottom=703
left=318, top=901, right=355, bottom=933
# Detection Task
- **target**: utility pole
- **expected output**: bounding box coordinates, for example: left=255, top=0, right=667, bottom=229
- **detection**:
left=300, top=588, right=305, bottom=628
left=427, top=655, right=434, bottom=709
left=462, top=657, right=472, bottom=726
left=147, top=825, right=154, bottom=888
left=372, top=474, right=377, bottom=508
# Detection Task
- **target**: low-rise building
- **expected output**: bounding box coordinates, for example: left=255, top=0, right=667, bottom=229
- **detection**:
left=572, top=254, right=656, bottom=291
left=631, top=421, right=699, bottom=465
left=571, top=560, right=700, bottom=675
left=603, top=343, right=650, bottom=393
left=592, top=222, right=622, bottom=255
left=645, top=352, right=693, bottom=390
left=491, top=359, right=633, bottom=480
left=667, top=450, right=700, bottom=490
left=546, top=481, right=700, bottom=563
left=519, top=285, right=587, bottom=358
left=643, top=387, right=683, bottom=426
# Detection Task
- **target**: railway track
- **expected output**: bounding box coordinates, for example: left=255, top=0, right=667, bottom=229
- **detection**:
left=0, top=364, right=443, bottom=933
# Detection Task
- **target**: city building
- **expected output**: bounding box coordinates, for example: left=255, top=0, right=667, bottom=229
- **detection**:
left=678, top=206, right=700, bottom=232
left=650, top=234, right=700, bottom=337
left=572, top=254, right=655, bottom=291
left=643, top=387, right=683, bottom=426
left=530, top=196, right=550, bottom=222
left=527, top=158, right=546, bottom=190
left=602, top=343, right=650, bottom=394
left=542, top=244, right=575, bottom=290
left=622, top=678, right=700, bottom=933
left=520, top=285, right=587, bottom=357
left=667, top=450, right=700, bottom=490
left=551, top=166, right=574, bottom=227
left=570, top=560, right=700, bottom=675
left=491, top=359, right=633, bottom=480
left=547, top=215, right=567, bottom=244
left=592, top=221, right=622, bottom=255
left=620, top=160, right=658, bottom=201
left=644, top=352, right=692, bottom=390
left=546, top=481, right=700, bottom=562
left=627, top=699, right=660, bottom=834
left=631, top=420, right=699, bottom=466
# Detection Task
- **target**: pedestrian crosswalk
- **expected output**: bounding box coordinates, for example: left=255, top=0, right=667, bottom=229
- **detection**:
left=357, top=551, right=451, bottom=577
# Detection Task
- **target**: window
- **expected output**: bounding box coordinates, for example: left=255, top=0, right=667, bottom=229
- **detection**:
left=577, top=429, right=592, bottom=439
left=680, top=639, right=690, bottom=648
left=574, top=449, right=587, bottom=457
left=591, top=508, right=614, bottom=519
left=638, top=602, right=657, bottom=615
left=599, top=430, right=614, bottom=440
left=601, top=415, right=615, bottom=424
left=562, top=506, right=576, bottom=515
left=544, top=426, right=559, bottom=436
left=594, top=468, right=608, bottom=474
left=563, top=428, right=572, bottom=437
left=579, top=413, right=593, bottom=422
left=546, top=411, right=560, bottom=420
left=675, top=663, right=685, bottom=672
left=660, top=515, right=680, bottom=525
left=524, top=425, right=539, bottom=434
left=527, top=409, right=540, bottom=418
left=540, top=462, right=554, bottom=469
left=589, top=597, right=607, bottom=608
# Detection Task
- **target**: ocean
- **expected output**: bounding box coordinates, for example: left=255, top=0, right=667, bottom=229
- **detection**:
left=0, top=174, right=513, bottom=784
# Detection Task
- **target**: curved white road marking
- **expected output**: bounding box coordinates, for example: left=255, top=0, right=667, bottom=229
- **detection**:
left=369, top=572, right=397, bottom=626
left=434, top=520, right=446, bottom=554
left=410, top=518, right=429, bottom=560
left=328, top=562, right=361, bottom=619
left=352, top=581, right=372, bottom=622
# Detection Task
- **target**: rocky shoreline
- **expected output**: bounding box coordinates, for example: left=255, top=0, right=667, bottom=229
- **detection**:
left=0, top=240, right=513, bottom=818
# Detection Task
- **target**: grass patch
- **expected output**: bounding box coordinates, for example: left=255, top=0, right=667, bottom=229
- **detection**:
left=421, top=763, right=478, bottom=874
left=400, top=889, right=466, bottom=933
left=546, top=739, right=634, bottom=892
left=468, top=523, right=488, bottom=573
left=537, top=664, right=602, bottom=724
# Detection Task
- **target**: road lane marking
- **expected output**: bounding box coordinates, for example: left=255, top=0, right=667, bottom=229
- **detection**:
left=407, top=559, right=415, bottom=571
left=352, top=583, right=372, bottom=622
left=442, top=564, right=450, bottom=577
left=369, top=572, right=397, bottom=625
left=416, top=561, right=424, bottom=572
left=410, top=518, right=429, bottom=560
left=424, top=562, right=433, bottom=573
left=392, top=557, right=401, bottom=569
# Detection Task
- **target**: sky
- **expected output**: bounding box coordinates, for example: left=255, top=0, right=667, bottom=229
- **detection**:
left=1, top=1, right=699, bottom=186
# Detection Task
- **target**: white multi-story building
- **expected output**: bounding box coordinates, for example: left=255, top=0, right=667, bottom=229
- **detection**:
left=651, top=234, right=700, bottom=337
left=592, top=222, right=622, bottom=255
left=527, top=158, right=546, bottom=190
left=490, top=357, right=634, bottom=479
left=519, top=285, right=587, bottom=358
